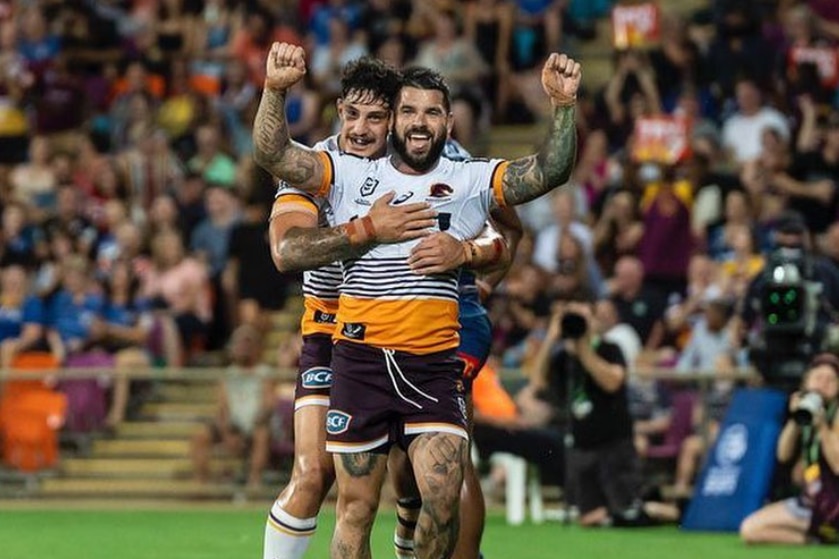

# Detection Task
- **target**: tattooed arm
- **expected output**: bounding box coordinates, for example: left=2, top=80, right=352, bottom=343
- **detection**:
left=498, top=53, right=582, bottom=207
left=270, top=191, right=437, bottom=273
left=253, top=43, right=328, bottom=193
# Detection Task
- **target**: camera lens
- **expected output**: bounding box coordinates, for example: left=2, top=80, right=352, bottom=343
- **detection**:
left=792, top=392, right=824, bottom=426
left=561, top=312, right=587, bottom=340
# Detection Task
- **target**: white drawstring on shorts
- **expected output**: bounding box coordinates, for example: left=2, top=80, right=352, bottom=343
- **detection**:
left=382, top=348, right=439, bottom=409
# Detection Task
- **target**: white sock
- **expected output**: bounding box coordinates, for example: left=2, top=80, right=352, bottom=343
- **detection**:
left=394, top=534, right=415, bottom=559
left=263, top=501, right=317, bottom=559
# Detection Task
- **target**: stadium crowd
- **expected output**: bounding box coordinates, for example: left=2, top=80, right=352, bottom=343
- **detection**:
left=0, top=0, right=838, bottom=543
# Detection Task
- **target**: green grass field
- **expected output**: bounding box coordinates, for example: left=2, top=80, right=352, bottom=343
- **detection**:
left=0, top=505, right=833, bottom=559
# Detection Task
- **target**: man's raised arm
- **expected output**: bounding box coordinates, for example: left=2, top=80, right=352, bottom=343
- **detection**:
left=499, top=53, right=581, bottom=207
left=253, top=43, right=329, bottom=193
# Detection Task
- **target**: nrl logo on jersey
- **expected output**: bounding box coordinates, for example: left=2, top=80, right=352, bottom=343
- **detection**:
left=427, top=183, right=453, bottom=201
left=360, top=177, right=379, bottom=197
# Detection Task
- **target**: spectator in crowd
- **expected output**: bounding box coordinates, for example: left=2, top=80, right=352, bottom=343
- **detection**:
left=740, top=353, right=839, bottom=545
left=721, top=77, right=790, bottom=166
left=607, top=256, right=667, bottom=351
left=1, top=202, right=38, bottom=269
left=188, top=124, right=237, bottom=189
left=311, top=16, right=369, bottom=102
left=603, top=50, right=662, bottom=152
left=142, top=229, right=211, bottom=358
left=0, top=264, right=45, bottom=367
left=413, top=8, right=489, bottom=147
left=10, top=135, right=57, bottom=219
left=225, top=179, right=289, bottom=332
left=45, top=255, right=105, bottom=363
left=86, top=258, right=152, bottom=427
left=463, top=0, right=514, bottom=119
left=190, top=324, right=275, bottom=489
left=593, top=189, right=643, bottom=277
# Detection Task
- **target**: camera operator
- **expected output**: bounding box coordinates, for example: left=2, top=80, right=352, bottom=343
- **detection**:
left=530, top=299, right=678, bottom=526
left=736, top=210, right=839, bottom=391
left=740, top=354, right=839, bottom=544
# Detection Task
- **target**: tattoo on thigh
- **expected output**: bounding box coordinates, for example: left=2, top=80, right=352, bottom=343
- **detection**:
left=340, top=452, right=383, bottom=477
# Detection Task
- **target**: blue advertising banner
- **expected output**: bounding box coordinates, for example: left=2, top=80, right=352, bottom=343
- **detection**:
left=682, top=388, right=787, bottom=532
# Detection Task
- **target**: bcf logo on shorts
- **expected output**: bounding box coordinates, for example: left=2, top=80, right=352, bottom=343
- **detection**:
left=326, top=410, right=352, bottom=434
left=301, top=367, right=333, bottom=389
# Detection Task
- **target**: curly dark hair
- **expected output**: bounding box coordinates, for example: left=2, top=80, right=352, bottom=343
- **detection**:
left=340, top=57, right=402, bottom=109
left=399, top=66, right=451, bottom=112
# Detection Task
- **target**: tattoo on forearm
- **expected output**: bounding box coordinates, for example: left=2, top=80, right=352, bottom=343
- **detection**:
left=278, top=225, right=370, bottom=271
left=501, top=105, right=576, bottom=206
left=253, top=88, right=320, bottom=187
left=340, top=452, right=383, bottom=478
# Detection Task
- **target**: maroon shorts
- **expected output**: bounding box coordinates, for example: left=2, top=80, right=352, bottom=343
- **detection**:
left=294, top=333, right=334, bottom=410
left=325, top=341, right=469, bottom=454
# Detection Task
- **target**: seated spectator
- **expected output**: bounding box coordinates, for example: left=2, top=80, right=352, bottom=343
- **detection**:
left=44, top=254, right=111, bottom=433
left=1, top=202, right=39, bottom=269
left=472, top=357, right=565, bottom=489
left=310, top=16, right=369, bottom=102
left=45, top=255, right=105, bottom=363
left=188, top=124, right=237, bottom=189
left=0, top=265, right=45, bottom=367
left=740, top=354, right=839, bottom=545
left=675, top=295, right=736, bottom=373
left=141, top=229, right=212, bottom=357
left=95, top=259, right=155, bottom=427
left=607, top=256, right=667, bottom=351
left=10, top=135, right=57, bottom=219
left=190, top=324, right=275, bottom=489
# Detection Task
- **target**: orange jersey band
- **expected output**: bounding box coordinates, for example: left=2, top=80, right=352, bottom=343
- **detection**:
left=334, top=295, right=460, bottom=354
left=272, top=193, right=318, bottom=217
left=301, top=296, right=340, bottom=337
left=491, top=161, right=510, bottom=207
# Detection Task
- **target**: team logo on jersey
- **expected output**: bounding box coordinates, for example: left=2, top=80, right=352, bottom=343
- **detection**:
left=301, top=367, right=332, bottom=389
left=326, top=410, right=352, bottom=434
left=314, top=310, right=337, bottom=324
left=437, top=212, right=451, bottom=231
left=393, top=192, right=414, bottom=204
left=428, top=183, right=453, bottom=199
left=341, top=322, right=366, bottom=340
left=361, top=177, right=379, bottom=197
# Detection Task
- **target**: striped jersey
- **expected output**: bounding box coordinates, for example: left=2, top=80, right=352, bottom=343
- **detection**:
left=315, top=151, right=508, bottom=354
left=274, top=136, right=341, bottom=337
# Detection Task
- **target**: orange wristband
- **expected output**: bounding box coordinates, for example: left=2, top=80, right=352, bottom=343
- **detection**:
left=347, top=216, right=376, bottom=246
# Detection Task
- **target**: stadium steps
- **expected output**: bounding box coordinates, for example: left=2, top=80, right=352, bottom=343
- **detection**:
left=116, top=420, right=201, bottom=439
left=91, top=439, right=192, bottom=458
left=37, top=478, right=249, bottom=499
left=155, top=383, right=218, bottom=403
left=140, top=402, right=216, bottom=421
left=60, top=456, right=242, bottom=478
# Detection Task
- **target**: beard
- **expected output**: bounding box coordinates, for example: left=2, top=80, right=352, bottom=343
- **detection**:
left=391, top=126, right=447, bottom=173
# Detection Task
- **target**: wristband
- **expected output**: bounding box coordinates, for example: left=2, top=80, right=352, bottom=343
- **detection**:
left=347, top=216, right=376, bottom=246
left=462, top=241, right=475, bottom=266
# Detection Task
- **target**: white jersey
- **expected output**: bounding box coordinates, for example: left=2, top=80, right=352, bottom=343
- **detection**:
left=318, top=151, right=508, bottom=353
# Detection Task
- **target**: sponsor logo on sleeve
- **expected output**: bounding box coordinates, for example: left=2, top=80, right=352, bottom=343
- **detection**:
left=301, top=367, right=333, bottom=389
left=326, top=410, right=352, bottom=434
